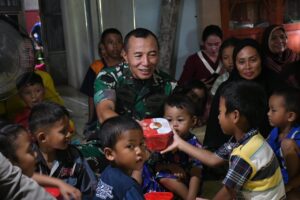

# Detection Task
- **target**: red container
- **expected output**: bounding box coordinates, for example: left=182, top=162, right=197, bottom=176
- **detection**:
left=45, top=187, right=62, bottom=199
left=141, top=118, right=173, bottom=151
left=144, top=192, right=174, bottom=200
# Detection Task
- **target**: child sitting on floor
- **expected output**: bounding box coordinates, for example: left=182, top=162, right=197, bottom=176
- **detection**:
left=267, top=87, right=300, bottom=199
left=80, top=28, right=123, bottom=138
left=0, top=123, right=81, bottom=200
left=15, top=72, right=74, bottom=134
left=14, top=72, right=45, bottom=129
left=94, top=116, right=146, bottom=200
left=162, top=81, right=286, bottom=200
left=153, top=94, right=202, bottom=200
left=28, top=101, right=97, bottom=199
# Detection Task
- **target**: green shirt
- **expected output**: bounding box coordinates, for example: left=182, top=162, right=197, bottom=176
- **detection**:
left=94, top=62, right=176, bottom=120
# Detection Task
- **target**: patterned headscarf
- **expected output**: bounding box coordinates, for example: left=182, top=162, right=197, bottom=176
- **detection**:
left=261, top=24, right=300, bottom=74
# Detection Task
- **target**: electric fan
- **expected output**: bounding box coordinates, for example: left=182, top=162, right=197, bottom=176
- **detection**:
left=0, top=18, right=34, bottom=101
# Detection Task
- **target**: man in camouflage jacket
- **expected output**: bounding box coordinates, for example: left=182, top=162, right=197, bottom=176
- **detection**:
left=94, top=28, right=176, bottom=123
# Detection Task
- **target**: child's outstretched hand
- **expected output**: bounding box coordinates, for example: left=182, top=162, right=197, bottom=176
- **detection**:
left=57, top=180, right=82, bottom=200
left=160, top=129, right=183, bottom=154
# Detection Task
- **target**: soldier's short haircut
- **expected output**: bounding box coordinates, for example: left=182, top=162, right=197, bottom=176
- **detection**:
left=123, top=28, right=159, bottom=51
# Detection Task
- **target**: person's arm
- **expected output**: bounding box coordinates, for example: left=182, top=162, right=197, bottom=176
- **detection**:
left=187, top=167, right=202, bottom=200
left=215, top=155, right=252, bottom=200
left=0, top=153, right=55, bottom=200
left=94, top=68, right=119, bottom=123
left=32, top=173, right=81, bottom=200
left=88, top=97, right=95, bottom=122
left=80, top=67, right=97, bottom=123
left=96, top=99, right=118, bottom=123
left=161, top=131, right=225, bottom=167
left=286, top=173, right=300, bottom=192
left=212, top=185, right=234, bottom=200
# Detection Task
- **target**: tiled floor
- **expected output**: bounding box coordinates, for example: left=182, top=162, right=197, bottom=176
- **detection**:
left=57, top=85, right=88, bottom=141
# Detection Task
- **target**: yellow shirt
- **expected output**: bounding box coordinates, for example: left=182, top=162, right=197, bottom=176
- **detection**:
left=0, top=70, right=64, bottom=119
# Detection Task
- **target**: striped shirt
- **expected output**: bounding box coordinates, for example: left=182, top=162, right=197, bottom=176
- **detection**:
left=217, top=129, right=286, bottom=200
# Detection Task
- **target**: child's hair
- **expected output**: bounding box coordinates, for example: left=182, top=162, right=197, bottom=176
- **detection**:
left=164, top=94, right=196, bottom=117
left=98, top=28, right=123, bottom=55
left=100, top=28, right=123, bottom=44
left=29, top=101, right=69, bottom=134
left=220, top=80, right=267, bottom=129
left=16, top=71, right=44, bottom=90
left=0, top=124, right=27, bottom=163
left=219, top=37, right=239, bottom=58
left=98, top=116, right=142, bottom=149
left=0, top=117, right=10, bottom=129
left=174, top=80, right=207, bottom=116
left=272, top=87, right=300, bottom=124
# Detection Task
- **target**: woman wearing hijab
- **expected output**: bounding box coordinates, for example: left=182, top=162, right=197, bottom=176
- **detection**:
left=203, top=38, right=286, bottom=153
left=261, top=25, right=300, bottom=75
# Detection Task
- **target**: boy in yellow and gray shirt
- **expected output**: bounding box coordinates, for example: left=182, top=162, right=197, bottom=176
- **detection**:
left=162, top=80, right=285, bottom=200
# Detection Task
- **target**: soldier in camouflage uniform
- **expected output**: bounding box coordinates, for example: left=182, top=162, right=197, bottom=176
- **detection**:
left=94, top=28, right=177, bottom=123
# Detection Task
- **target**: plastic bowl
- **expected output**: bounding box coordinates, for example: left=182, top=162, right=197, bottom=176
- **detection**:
left=141, top=118, right=173, bottom=151
left=144, top=192, right=174, bottom=200
left=44, top=187, right=61, bottom=198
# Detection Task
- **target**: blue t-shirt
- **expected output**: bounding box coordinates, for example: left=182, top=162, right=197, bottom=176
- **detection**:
left=155, top=133, right=202, bottom=173
left=93, top=165, right=144, bottom=200
left=267, top=125, right=300, bottom=184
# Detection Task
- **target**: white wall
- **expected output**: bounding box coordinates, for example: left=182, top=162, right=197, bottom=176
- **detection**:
left=61, top=0, right=94, bottom=88
left=98, top=0, right=199, bottom=80
left=135, top=0, right=161, bottom=34
left=99, top=0, right=134, bottom=37
left=99, top=0, right=161, bottom=39
left=174, top=0, right=200, bottom=79
left=60, top=0, right=221, bottom=88
left=23, top=0, right=39, bottom=10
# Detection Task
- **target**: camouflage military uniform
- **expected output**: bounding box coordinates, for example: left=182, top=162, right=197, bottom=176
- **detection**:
left=94, top=62, right=177, bottom=120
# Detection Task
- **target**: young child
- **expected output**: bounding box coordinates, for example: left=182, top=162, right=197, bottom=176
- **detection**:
left=0, top=123, right=81, bottom=200
left=94, top=116, right=146, bottom=200
left=28, top=101, right=97, bottom=198
left=211, top=37, right=239, bottom=96
left=14, top=72, right=45, bottom=129
left=162, top=81, right=285, bottom=200
left=154, top=94, right=202, bottom=200
left=267, top=87, right=300, bottom=199
left=179, top=80, right=211, bottom=128
left=80, top=28, right=123, bottom=136
left=14, top=72, right=75, bottom=134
